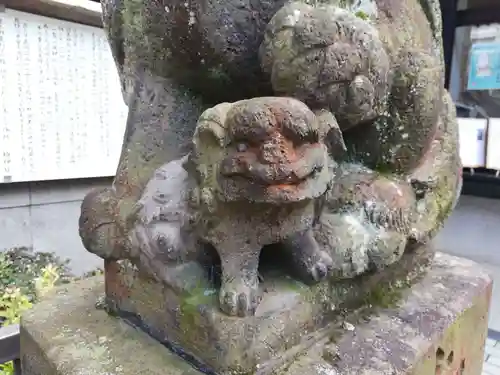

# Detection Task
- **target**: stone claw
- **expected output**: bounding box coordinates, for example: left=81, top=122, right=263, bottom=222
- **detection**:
left=308, top=251, right=334, bottom=282
left=282, top=230, right=334, bottom=284
left=219, top=280, right=261, bottom=317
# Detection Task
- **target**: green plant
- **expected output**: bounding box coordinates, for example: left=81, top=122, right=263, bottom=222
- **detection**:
left=34, top=264, right=60, bottom=299
left=0, top=361, right=13, bottom=374
left=0, top=287, right=33, bottom=325
left=0, top=265, right=60, bottom=374
left=0, top=247, right=104, bottom=374
left=0, top=248, right=68, bottom=375
left=0, top=247, right=71, bottom=301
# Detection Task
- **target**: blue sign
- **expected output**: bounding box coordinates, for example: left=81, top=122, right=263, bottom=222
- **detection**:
left=467, top=42, right=500, bottom=91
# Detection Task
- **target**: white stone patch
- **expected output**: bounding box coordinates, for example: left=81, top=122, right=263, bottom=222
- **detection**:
left=343, top=321, right=355, bottom=331
left=293, top=9, right=301, bottom=22
left=354, top=75, right=364, bottom=84
left=284, top=8, right=302, bottom=27
left=390, top=181, right=403, bottom=196
left=188, top=11, right=196, bottom=26
left=315, top=363, right=339, bottom=375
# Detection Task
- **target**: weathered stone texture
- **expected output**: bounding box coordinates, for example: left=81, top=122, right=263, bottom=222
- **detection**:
left=284, top=252, right=492, bottom=375
left=79, top=1, right=462, bottom=308
left=103, top=244, right=434, bottom=375
left=63, top=0, right=473, bottom=373
left=20, top=277, right=201, bottom=375
left=20, top=252, right=491, bottom=375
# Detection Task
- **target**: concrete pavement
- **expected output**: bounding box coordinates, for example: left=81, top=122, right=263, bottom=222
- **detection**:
left=434, top=195, right=500, bottom=374
left=484, top=335, right=500, bottom=375
left=436, top=195, right=500, bottom=332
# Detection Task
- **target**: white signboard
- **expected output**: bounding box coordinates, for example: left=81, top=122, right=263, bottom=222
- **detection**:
left=486, top=118, right=500, bottom=171
left=0, top=8, right=127, bottom=183
left=457, top=118, right=487, bottom=168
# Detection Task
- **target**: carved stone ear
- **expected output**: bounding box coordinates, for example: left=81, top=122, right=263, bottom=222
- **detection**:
left=314, top=109, right=347, bottom=159
left=193, top=102, right=233, bottom=151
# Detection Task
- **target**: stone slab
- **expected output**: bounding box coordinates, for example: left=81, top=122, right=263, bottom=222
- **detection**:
left=20, top=277, right=202, bottom=375
left=20, top=252, right=492, bottom=375
left=283, top=252, right=493, bottom=375
left=103, top=245, right=433, bottom=375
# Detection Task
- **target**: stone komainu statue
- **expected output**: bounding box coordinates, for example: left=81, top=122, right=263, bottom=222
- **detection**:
left=79, top=0, right=462, bottom=316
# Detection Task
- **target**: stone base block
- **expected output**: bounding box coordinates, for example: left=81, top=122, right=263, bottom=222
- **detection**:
left=103, top=246, right=433, bottom=375
left=21, top=252, right=492, bottom=375
left=20, top=277, right=201, bottom=375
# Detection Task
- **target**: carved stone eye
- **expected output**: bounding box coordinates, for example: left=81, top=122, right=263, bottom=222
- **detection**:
left=236, top=143, right=248, bottom=152
left=157, top=235, right=169, bottom=250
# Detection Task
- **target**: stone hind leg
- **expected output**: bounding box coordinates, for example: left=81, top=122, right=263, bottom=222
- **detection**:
left=281, top=229, right=333, bottom=285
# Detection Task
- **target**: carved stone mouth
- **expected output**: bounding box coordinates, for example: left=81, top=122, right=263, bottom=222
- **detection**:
left=217, top=145, right=331, bottom=204
left=217, top=159, right=331, bottom=204
left=219, top=145, right=326, bottom=187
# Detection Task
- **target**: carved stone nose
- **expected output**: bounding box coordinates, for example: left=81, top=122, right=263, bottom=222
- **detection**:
left=259, top=137, right=291, bottom=164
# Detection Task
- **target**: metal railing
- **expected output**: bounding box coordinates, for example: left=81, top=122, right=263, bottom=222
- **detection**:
left=0, top=324, right=21, bottom=375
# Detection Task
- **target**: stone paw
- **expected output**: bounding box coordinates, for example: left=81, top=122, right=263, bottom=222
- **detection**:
left=79, top=187, right=125, bottom=260
left=219, top=280, right=261, bottom=317
left=306, top=251, right=334, bottom=283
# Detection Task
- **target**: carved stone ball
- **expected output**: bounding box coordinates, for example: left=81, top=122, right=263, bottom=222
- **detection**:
left=259, top=2, right=391, bottom=129
left=78, top=187, right=127, bottom=260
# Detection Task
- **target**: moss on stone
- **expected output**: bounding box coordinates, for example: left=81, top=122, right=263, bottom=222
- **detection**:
left=180, top=287, right=217, bottom=316
left=417, top=0, right=438, bottom=37
left=122, top=0, right=146, bottom=50
left=354, top=10, right=369, bottom=20
left=361, top=279, right=410, bottom=309
left=178, top=286, right=217, bottom=345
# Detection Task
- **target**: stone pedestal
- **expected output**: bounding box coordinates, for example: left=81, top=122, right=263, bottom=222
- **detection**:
left=21, top=252, right=492, bottom=375
left=102, top=245, right=434, bottom=375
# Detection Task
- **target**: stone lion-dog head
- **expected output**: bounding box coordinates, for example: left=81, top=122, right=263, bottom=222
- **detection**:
left=188, top=96, right=345, bottom=213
